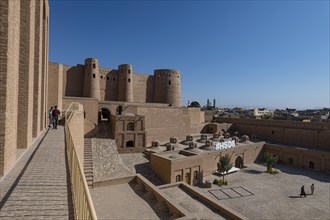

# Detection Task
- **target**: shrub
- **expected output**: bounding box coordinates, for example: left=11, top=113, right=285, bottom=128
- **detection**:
left=223, top=180, right=228, bottom=185
left=213, top=179, right=219, bottom=185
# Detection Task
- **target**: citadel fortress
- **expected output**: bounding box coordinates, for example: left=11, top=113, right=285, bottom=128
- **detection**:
left=0, top=0, right=330, bottom=219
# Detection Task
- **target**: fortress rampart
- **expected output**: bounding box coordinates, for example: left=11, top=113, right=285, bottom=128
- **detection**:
left=213, top=117, right=330, bottom=150
left=53, top=58, right=182, bottom=107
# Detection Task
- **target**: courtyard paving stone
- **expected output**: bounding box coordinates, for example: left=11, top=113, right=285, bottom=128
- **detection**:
left=202, top=163, right=330, bottom=220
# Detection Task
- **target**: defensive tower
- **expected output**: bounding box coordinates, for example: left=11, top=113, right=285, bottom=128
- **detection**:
left=154, top=69, right=181, bottom=107
left=117, top=64, right=133, bottom=102
left=83, top=58, right=100, bottom=100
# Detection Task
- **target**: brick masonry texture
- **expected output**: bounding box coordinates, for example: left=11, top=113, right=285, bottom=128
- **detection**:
left=0, top=0, right=49, bottom=177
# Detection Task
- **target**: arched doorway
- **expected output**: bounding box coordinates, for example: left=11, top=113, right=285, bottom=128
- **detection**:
left=235, top=156, right=244, bottom=168
left=126, top=141, right=134, bottom=147
left=98, top=108, right=111, bottom=138
left=185, top=173, right=191, bottom=185
left=116, top=105, right=123, bottom=115
left=99, top=108, right=110, bottom=122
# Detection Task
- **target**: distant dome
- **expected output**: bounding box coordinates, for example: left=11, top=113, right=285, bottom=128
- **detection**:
left=187, top=148, right=203, bottom=153
left=122, top=113, right=135, bottom=116
left=169, top=154, right=185, bottom=159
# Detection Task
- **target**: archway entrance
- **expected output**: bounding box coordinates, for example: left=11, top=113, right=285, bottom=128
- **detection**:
left=98, top=108, right=111, bottom=138
left=126, top=141, right=134, bottom=147
left=185, top=173, right=191, bottom=184
left=235, top=156, right=243, bottom=168
left=99, top=108, right=110, bottom=122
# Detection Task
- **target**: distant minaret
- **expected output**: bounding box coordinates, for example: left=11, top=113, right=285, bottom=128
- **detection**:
left=207, top=99, right=210, bottom=108
left=213, top=99, right=216, bottom=108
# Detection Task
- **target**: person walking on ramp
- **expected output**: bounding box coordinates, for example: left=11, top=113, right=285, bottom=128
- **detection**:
left=48, top=106, right=53, bottom=127
left=52, top=106, right=61, bottom=129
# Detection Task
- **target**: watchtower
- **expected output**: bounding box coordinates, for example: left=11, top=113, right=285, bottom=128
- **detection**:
left=153, top=69, right=181, bottom=107
left=117, top=64, right=133, bottom=102
left=83, top=58, right=100, bottom=100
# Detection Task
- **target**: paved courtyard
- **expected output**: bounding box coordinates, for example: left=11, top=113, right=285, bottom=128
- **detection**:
left=202, top=163, right=330, bottom=220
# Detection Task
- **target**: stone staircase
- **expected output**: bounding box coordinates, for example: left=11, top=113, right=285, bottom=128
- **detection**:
left=84, top=138, right=94, bottom=187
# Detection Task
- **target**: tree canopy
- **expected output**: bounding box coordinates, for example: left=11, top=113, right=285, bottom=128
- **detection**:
left=217, top=154, right=233, bottom=182
left=188, top=101, right=201, bottom=108
left=264, top=152, right=278, bottom=173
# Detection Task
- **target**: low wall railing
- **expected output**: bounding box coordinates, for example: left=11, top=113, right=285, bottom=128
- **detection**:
left=65, top=102, right=97, bottom=220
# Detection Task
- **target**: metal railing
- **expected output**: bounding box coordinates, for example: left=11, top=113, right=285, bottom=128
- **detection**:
left=65, top=102, right=97, bottom=220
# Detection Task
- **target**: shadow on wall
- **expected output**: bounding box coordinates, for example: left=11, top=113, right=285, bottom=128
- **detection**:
left=146, top=76, right=154, bottom=103
left=272, top=163, right=330, bottom=183
left=66, top=66, right=84, bottom=97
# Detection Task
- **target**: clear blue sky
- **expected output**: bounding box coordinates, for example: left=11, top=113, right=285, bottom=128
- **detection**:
left=49, top=0, right=329, bottom=110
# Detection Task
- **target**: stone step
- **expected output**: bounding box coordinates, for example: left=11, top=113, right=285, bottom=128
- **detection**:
left=87, top=181, right=93, bottom=187
left=85, top=177, right=93, bottom=182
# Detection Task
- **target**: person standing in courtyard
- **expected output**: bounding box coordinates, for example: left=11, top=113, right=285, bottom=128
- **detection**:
left=48, top=106, right=53, bottom=127
left=300, top=185, right=306, bottom=197
left=311, top=183, right=315, bottom=195
left=52, top=106, right=61, bottom=129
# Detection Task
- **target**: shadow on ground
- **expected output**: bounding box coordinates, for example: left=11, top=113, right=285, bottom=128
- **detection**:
left=128, top=180, right=172, bottom=220
left=240, top=169, right=264, bottom=175
left=134, top=162, right=163, bottom=186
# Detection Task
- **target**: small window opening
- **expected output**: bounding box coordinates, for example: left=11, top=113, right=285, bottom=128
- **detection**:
left=113, top=77, right=115, bottom=81
left=106, top=76, right=109, bottom=80
left=93, top=63, right=96, bottom=69
left=309, top=161, right=314, bottom=169
left=128, top=78, right=131, bottom=83
left=169, top=80, right=171, bottom=85
left=175, top=175, right=181, bottom=182
left=100, top=76, right=103, bottom=79
left=126, top=141, right=134, bottom=148
left=127, top=122, right=134, bottom=131
left=193, top=171, right=198, bottom=180
left=128, top=69, right=131, bottom=74
left=92, top=74, right=95, bottom=78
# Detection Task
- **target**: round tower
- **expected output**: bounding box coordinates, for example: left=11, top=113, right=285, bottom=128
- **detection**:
left=153, top=69, right=181, bottom=107
left=83, top=58, right=100, bottom=100
left=117, top=64, right=133, bottom=102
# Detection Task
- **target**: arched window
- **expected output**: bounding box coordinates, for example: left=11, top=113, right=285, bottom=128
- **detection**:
left=126, top=141, right=134, bottom=147
left=127, top=122, right=134, bottom=131
left=128, top=78, right=131, bottom=83
left=93, top=63, right=96, bottom=69
left=193, top=171, right=198, bottom=180
left=175, top=175, right=181, bottom=182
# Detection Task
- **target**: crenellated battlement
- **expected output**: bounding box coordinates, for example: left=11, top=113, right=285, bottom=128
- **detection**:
left=64, top=58, right=182, bottom=107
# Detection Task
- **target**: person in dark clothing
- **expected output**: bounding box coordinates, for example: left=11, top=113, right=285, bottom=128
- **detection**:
left=300, top=185, right=306, bottom=197
left=52, top=106, right=61, bottom=129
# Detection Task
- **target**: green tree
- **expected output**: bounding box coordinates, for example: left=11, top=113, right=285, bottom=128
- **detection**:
left=262, top=113, right=273, bottom=120
left=188, top=101, right=201, bottom=108
left=264, top=152, right=278, bottom=173
left=217, top=154, right=233, bottom=182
